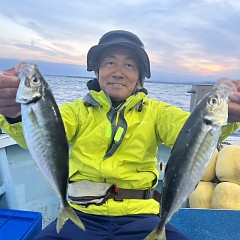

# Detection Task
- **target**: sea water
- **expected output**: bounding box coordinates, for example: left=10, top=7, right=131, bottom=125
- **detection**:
left=46, top=76, right=192, bottom=111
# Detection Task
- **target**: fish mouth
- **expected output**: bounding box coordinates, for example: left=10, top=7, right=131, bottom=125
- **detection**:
left=18, top=63, right=37, bottom=75
left=203, top=119, right=213, bottom=125
left=16, top=95, right=41, bottom=104
left=204, top=114, right=228, bottom=126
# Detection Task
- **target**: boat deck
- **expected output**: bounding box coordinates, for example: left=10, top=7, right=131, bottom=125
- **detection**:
left=170, top=208, right=240, bottom=240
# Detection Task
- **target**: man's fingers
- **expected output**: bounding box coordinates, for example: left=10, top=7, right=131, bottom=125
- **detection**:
left=0, top=105, right=21, bottom=119
left=0, top=87, right=18, bottom=99
left=0, top=97, right=18, bottom=107
left=0, top=75, right=20, bottom=88
left=1, top=67, right=17, bottom=76
left=229, top=92, right=240, bottom=103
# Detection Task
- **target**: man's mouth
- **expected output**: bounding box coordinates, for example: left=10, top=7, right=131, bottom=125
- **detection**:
left=108, top=83, right=125, bottom=86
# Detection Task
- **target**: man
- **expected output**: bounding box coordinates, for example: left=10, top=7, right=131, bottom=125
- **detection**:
left=0, top=30, right=240, bottom=239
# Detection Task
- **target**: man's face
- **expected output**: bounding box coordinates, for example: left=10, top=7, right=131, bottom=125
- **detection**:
left=97, top=46, right=140, bottom=102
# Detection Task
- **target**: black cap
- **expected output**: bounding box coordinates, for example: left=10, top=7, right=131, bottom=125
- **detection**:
left=87, top=30, right=151, bottom=85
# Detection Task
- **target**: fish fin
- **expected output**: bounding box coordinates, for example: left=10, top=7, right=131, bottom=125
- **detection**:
left=144, top=226, right=166, bottom=240
left=56, top=204, right=86, bottom=233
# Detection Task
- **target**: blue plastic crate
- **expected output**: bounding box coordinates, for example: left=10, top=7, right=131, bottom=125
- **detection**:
left=170, top=208, right=240, bottom=240
left=0, top=208, right=42, bottom=240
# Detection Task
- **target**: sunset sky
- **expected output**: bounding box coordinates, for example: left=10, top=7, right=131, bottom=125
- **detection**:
left=0, top=0, right=239, bottom=82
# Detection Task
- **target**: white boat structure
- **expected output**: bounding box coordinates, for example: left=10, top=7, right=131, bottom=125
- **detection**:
left=0, top=84, right=240, bottom=239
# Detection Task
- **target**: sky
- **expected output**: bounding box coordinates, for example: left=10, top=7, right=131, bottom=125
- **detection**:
left=0, top=0, right=239, bottom=83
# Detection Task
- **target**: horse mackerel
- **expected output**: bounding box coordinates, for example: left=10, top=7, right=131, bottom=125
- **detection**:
left=16, top=63, right=85, bottom=233
left=144, top=84, right=231, bottom=240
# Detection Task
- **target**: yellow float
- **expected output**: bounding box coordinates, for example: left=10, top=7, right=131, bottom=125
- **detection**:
left=201, top=149, right=218, bottom=182
left=216, top=145, right=240, bottom=184
left=211, top=181, right=240, bottom=210
left=189, top=181, right=215, bottom=209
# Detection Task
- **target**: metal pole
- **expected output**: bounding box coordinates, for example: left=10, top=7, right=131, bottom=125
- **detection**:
left=187, top=84, right=214, bottom=111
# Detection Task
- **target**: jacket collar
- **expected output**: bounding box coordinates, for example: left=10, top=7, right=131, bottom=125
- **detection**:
left=84, top=78, right=148, bottom=110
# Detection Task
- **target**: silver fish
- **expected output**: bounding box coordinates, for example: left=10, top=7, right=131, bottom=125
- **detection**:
left=144, top=84, right=232, bottom=240
left=16, top=63, right=85, bottom=233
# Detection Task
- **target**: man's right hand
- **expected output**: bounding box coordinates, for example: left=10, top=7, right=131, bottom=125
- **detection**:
left=0, top=64, right=22, bottom=118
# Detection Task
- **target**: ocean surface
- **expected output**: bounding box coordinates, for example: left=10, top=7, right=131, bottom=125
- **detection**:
left=45, top=75, right=240, bottom=137
left=46, top=76, right=192, bottom=111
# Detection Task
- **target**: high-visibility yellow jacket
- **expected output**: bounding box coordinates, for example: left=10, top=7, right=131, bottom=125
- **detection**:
left=0, top=88, right=239, bottom=216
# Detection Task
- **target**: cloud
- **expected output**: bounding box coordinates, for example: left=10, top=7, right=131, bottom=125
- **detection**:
left=0, top=0, right=239, bottom=79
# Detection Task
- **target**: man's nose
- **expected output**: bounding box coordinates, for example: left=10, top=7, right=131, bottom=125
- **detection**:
left=112, top=63, right=124, bottom=77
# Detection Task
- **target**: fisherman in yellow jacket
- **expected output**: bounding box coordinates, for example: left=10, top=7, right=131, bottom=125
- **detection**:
left=0, top=30, right=240, bottom=240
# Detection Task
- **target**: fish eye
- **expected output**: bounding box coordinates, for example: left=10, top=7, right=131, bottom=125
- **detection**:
left=208, top=95, right=218, bottom=105
left=30, top=77, right=40, bottom=85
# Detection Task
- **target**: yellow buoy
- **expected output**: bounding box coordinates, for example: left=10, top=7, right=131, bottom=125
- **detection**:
left=189, top=181, right=215, bottom=209
left=201, top=149, right=218, bottom=181
left=211, top=181, right=240, bottom=210
left=216, top=145, right=240, bottom=184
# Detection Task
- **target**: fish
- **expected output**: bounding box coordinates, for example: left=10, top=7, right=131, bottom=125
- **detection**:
left=16, top=63, right=85, bottom=233
left=144, top=83, right=232, bottom=240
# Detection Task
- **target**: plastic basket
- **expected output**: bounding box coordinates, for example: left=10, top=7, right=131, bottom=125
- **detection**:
left=0, top=208, right=42, bottom=240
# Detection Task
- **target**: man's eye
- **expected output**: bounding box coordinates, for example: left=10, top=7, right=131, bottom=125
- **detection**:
left=126, top=64, right=133, bottom=68
left=106, top=61, right=114, bottom=66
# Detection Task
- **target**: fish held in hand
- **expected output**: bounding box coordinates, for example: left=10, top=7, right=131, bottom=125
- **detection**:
left=144, top=84, right=231, bottom=240
left=16, top=63, right=85, bottom=233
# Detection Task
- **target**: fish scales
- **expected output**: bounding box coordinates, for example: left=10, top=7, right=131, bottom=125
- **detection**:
left=144, top=84, right=231, bottom=240
left=21, top=94, right=68, bottom=195
left=16, top=63, right=85, bottom=233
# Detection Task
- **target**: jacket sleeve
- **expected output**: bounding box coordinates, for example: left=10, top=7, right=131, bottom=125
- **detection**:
left=59, top=100, right=83, bottom=144
left=0, top=114, right=27, bottom=148
left=0, top=100, right=82, bottom=149
left=155, top=102, right=240, bottom=148
left=156, top=102, right=190, bottom=148
left=219, top=122, right=240, bottom=142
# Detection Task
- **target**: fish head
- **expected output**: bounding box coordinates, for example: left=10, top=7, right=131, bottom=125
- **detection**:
left=203, top=84, right=232, bottom=126
left=16, top=63, right=48, bottom=104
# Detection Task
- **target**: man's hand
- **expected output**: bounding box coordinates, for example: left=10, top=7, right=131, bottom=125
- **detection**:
left=217, top=78, right=240, bottom=123
left=0, top=64, right=23, bottom=118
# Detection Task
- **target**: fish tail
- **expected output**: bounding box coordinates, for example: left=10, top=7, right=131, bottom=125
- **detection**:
left=144, top=226, right=166, bottom=240
left=56, top=204, right=86, bottom=233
